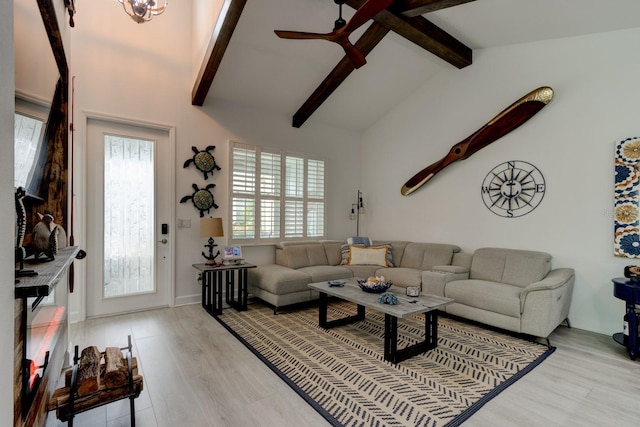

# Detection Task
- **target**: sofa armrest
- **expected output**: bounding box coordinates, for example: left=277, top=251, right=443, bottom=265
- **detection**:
left=520, top=268, right=575, bottom=297
left=519, top=268, right=575, bottom=337
left=431, top=265, right=469, bottom=274
left=421, top=268, right=469, bottom=296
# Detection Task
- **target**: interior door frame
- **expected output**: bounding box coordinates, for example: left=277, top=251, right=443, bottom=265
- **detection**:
left=79, top=111, right=176, bottom=320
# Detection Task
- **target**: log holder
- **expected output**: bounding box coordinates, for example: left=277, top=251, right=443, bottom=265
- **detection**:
left=60, top=335, right=141, bottom=427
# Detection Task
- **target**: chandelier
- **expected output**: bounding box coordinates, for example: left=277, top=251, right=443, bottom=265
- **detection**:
left=117, top=0, right=168, bottom=24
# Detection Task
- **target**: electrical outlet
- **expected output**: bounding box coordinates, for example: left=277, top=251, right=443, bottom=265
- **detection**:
left=177, top=219, right=192, bottom=228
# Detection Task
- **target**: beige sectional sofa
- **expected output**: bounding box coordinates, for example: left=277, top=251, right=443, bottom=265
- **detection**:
left=248, top=240, right=461, bottom=313
left=248, top=241, right=575, bottom=341
left=422, top=247, right=575, bottom=341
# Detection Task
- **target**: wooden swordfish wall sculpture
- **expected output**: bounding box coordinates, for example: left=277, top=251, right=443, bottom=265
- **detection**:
left=401, top=86, right=554, bottom=196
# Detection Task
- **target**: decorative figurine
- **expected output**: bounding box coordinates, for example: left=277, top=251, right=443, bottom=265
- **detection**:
left=378, top=292, right=398, bottom=305
left=183, top=145, right=221, bottom=180
left=180, top=183, right=219, bottom=217
left=202, top=238, right=221, bottom=266
left=32, top=211, right=66, bottom=261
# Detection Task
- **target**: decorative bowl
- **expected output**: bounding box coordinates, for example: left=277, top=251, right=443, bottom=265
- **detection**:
left=357, top=279, right=392, bottom=293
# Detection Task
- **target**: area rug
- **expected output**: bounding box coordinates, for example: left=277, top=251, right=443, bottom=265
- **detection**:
left=215, top=301, right=555, bottom=427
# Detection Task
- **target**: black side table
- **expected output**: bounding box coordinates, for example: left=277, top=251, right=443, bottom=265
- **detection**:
left=612, top=277, right=640, bottom=360
left=193, top=263, right=256, bottom=316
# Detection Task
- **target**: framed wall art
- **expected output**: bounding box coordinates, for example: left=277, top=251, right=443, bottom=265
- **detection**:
left=614, top=136, right=640, bottom=258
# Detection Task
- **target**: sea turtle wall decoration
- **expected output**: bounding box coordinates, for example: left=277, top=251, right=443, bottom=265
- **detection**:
left=183, top=145, right=221, bottom=180
left=180, top=183, right=219, bottom=217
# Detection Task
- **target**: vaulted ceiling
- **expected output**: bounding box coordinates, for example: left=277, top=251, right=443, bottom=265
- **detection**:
left=193, top=0, right=640, bottom=132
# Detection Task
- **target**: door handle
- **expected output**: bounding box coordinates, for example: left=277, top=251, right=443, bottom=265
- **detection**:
left=157, top=239, right=168, bottom=244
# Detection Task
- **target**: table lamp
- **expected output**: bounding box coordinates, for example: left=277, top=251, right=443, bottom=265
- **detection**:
left=200, top=217, right=223, bottom=265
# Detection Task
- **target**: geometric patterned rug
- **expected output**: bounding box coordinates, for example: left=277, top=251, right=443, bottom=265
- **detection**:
left=215, top=301, right=555, bottom=427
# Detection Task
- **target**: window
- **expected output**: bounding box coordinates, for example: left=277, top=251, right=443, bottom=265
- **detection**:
left=14, top=96, right=49, bottom=194
left=229, top=141, right=326, bottom=243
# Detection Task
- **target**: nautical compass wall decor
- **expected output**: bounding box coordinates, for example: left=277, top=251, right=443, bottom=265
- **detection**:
left=481, top=160, right=546, bottom=218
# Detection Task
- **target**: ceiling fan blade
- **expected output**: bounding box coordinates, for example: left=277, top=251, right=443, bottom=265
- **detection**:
left=274, top=30, right=333, bottom=41
left=274, top=0, right=391, bottom=69
left=339, top=40, right=367, bottom=68
left=342, top=0, right=393, bottom=34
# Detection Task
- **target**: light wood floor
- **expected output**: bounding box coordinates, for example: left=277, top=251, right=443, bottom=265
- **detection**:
left=45, top=302, right=640, bottom=427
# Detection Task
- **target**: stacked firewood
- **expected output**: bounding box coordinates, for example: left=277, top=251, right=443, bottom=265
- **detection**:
left=48, top=345, right=143, bottom=419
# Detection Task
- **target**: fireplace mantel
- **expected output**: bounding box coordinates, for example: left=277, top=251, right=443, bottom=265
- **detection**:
left=15, top=246, right=80, bottom=299
left=14, top=246, right=79, bottom=427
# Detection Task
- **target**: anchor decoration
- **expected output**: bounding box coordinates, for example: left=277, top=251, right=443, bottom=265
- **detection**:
left=202, top=238, right=221, bottom=265
left=183, top=145, right=221, bottom=180
left=180, top=183, right=219, bottom=217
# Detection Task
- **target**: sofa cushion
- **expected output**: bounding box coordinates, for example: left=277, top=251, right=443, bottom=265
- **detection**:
left=279, top=242, right=329, bottom=269
left=297, top=265, right=353, bottom=282
left=470, top=248, right=551, bottom=287
left=321, top=240, right=344, bottom=266
left=375, top=267, right=422, bottom=288
left=345, top=265, right=381, bottom=279
left=445, top=279, right=523, bottom=317
left=248, top=265, right=311, bottom=294
left=399, top=243, right=459, bottom=270
left=372, top=241, right=409, bottom=267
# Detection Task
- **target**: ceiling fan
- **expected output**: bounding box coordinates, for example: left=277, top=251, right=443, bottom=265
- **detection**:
left=274, top=0, right=393, bottom=69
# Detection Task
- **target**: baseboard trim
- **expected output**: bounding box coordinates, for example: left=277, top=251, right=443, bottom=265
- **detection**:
left=174, top=294, right=202, bottom=306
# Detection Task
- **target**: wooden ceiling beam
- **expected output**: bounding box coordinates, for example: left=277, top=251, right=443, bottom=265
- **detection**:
left=192, top=0, right=247, bottom=106
left=346, top=0, right=471, bottom=69
left=393, top=0, right=476, bottom=18
left=292, top=23, right=390, bottom=128
left=290, top=0, right=473, bottom=127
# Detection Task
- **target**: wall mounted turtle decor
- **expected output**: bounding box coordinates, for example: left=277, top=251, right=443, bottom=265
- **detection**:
left=183, top=145, right=221, bottom=180
left=180, top=183, right=219, bottom=217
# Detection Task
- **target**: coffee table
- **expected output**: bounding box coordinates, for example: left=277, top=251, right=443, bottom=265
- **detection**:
left=308, top=280, right=453, bottom=363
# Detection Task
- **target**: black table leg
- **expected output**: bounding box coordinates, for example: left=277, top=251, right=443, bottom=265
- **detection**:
left=318, top=292, right=365, bottom=328
left=225, top=270, right=235, bottom=306
left=214, top=270, right=223, bottom=316
left=627, top=301, right=638, bottom=360
left=384, top=310, right=439, bottom=364
left=384, top=315, right=397, bottom=362
left=225, top=267, right=249, bottom=311
left=201, top=271, right=211, bottom=314
left=239, top=267, right=248, bottom=309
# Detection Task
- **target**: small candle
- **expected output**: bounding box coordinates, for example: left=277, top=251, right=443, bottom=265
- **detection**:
left=406, top=286, right=419, bottom=297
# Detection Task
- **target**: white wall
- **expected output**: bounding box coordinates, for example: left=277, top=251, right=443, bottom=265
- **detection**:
left=14, top=0, right=58, bottom=100
left=1, top=0, right=14, bottom=421
left=70, top=1, right=361, bottom=316
left=361, top=28, right=640, bottom=335
left=174, top=99, right=361, bottom=304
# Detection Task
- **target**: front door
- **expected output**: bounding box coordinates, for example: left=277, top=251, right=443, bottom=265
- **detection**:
left=86, top=118, right=173, bottom=317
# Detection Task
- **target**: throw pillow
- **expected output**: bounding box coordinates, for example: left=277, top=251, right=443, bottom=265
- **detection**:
left=347, top=236, right=371, bottom=246
left=348, top=245, right=395, bottom=267
left=340, top=243, right=363, bottom=265
left=340, top=243, right=395, bottom=267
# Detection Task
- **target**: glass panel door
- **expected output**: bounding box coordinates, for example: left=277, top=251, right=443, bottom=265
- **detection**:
left=103, top=135, right=154, bottom=298
left=86, top=118, right=172, bottom=318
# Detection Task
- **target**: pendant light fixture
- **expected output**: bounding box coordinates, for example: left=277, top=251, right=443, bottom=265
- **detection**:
left=117, top=0, right=168, bottom=24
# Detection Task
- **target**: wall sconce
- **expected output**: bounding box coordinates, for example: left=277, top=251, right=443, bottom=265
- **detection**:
left=200, top=217, right=223, bottom=265
left=116, top=0, right=168, bottom=24
left=349, top=190, right=365, bottom=236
